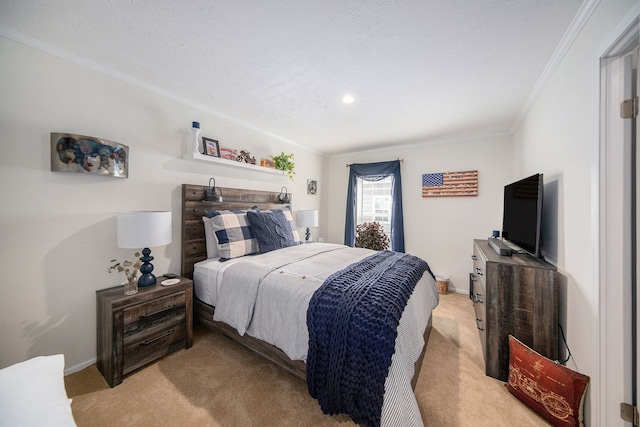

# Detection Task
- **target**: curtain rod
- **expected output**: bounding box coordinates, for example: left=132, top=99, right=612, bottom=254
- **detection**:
left=345, top=158, right=404, bottom=168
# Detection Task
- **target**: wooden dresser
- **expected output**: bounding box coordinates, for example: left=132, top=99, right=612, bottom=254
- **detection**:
left=470, top=239, right=558, bottom=381
left=96, top=277, right=193, bottom=387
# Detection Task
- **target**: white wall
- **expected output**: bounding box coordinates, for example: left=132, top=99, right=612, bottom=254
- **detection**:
left=513, top=0, right=638, bottom=424
left=324, top=134, right=514, bottom=293
left=0, top=36, right=324, bottom=372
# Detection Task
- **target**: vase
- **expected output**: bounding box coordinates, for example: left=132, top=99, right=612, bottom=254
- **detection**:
left=124, top=276, right=138, bottom=295
left=191, top=121, right=201, bottom=155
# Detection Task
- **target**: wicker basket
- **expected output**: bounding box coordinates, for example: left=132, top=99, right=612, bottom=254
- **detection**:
left=436, top=279, right=449, bottom=294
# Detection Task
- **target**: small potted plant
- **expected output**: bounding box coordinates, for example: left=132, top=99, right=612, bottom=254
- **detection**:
left=271, top=152, right=295, bottom=180
left=354, top=222, right=390, bottom=251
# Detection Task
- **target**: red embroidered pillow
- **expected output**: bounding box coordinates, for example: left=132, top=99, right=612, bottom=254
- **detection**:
left=505, top=335, right=589, bottom=427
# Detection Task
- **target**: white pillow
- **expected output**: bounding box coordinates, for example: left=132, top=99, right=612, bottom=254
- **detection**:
left=202, top=216, right=219, bottom=259
left=0, top=354, right=77, bottom=427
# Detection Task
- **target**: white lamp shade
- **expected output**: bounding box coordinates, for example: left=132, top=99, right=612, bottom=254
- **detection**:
left=117, top=211, right=172, bottom=249
left=296, top=210, right=319, bottom=228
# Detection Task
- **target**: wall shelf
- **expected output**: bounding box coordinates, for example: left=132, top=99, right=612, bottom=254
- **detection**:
left=182, top=152, right=284, bottom=175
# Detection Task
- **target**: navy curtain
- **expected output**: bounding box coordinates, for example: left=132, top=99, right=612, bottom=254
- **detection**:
left=344, top=160, right=404, bottom=252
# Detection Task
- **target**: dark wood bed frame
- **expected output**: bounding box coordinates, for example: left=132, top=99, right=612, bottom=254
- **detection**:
left=180, top=183, right=432, bottom=388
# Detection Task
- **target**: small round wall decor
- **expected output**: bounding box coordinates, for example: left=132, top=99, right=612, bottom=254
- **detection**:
left=307, top=179, right=317, bottom=195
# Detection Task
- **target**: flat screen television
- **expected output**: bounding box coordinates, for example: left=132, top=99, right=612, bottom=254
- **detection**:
left=501, top=173, right=543, bottom=258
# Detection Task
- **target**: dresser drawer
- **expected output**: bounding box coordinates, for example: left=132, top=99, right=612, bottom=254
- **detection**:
left=472, top=244, right=488, bottom=360
left=473, top=282, right=486, bottom=321
left=473, top=279, right=487, bottom=358
left=123, top=292, right=186, bottom=337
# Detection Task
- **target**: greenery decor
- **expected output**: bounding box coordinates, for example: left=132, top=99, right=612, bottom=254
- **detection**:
left=271, top=152, right=295, bottom=180
left=354, top=222, right=390, bottom=251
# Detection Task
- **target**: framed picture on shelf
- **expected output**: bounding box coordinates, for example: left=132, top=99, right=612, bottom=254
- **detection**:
left=203, top=138, right=220, bottom=157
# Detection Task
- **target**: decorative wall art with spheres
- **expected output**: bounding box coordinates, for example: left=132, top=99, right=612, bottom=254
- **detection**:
left=51, top=132, right=129, bottom=178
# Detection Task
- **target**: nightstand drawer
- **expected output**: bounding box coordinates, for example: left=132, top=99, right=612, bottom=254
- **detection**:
left=123, top=323, right=186, bottom=370
left=123, top=292, right=186, bottom=336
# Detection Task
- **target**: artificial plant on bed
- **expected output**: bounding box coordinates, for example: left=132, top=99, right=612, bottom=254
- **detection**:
left=354, top=222, right=390, bottom=251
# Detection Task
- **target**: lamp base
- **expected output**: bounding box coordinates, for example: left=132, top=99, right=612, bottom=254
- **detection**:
left=305, top=227, right=311, bottom=243
left=138, top=273, right=156, bottom=287
left=137, top=247, right=156, bottom=287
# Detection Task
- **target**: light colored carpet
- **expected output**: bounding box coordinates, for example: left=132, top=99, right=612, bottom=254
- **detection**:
left=66, top=292, right=548, bottom=426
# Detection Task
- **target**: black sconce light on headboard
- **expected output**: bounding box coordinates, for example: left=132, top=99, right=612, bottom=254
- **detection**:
left=278, top=186, right=290, bottom=204
left=205, top=177, right=223, bottom=202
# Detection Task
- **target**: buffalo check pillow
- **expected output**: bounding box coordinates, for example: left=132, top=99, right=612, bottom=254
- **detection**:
left=203, top=209, right=258, bottom=261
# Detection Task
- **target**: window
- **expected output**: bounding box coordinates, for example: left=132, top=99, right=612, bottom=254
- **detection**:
left=345, top=160, right=404, bottom=252
left=356, top=176, right=393, bottom=241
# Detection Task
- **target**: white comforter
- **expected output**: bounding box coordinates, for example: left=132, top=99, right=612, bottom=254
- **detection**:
left=195, top=243, right=439, bottom=426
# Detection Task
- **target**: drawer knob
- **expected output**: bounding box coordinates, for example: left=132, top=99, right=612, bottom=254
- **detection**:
left=475, top=318, right=484, bottom=331
left=471, top=255, right=477, bottom=260
left=140, top=304, right=175, bottom=319
left=140, top=329, right=175, bottom=346
left=475, top=267, right=483, bottom=276
left=475, top=292, right=483, bottom=304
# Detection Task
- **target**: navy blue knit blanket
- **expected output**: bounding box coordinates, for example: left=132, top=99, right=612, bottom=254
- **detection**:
left=306, top=250, right=433, bottom=427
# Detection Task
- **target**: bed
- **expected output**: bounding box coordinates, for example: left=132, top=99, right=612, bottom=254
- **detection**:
left=180, top=184, right=439, bottom=426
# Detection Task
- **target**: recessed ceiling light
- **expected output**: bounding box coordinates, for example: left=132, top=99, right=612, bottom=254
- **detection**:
left=343, top=95, right=355, bottom=104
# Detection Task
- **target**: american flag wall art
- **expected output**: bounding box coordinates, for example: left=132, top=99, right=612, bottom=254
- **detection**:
left=422, top=170, right=478, bottom=197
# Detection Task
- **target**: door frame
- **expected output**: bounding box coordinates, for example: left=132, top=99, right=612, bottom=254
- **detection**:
left=598, top=15, right=639, bottom=426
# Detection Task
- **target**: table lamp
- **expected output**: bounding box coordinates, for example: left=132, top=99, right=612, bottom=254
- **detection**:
left=117, top=211, right=172, bottom=287
left=296, top=210, right=318, bottom=243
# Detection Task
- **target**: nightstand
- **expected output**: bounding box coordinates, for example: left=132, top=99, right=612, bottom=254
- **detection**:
left=96, top=276, right=193, bottom=387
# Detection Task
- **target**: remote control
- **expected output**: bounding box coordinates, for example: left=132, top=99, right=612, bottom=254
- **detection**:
left=488, top=237, right=512, bottom=256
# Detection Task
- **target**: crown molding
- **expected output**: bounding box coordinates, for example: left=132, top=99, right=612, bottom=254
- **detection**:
left=328, top=131, right=513, bottom=159
left=510, top=0, right=601, bottom=134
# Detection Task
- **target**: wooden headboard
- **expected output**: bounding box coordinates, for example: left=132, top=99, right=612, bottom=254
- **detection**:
left=181, top=184, right=291, bottom=279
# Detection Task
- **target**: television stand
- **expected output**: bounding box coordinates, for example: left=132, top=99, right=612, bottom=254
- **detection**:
left=471, top=239, right=558, bottom=381
left=488, top=237, right=512, bottom=256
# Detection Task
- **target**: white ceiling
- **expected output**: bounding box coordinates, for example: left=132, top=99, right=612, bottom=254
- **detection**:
left=0, top=0, right=584, bottom=156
